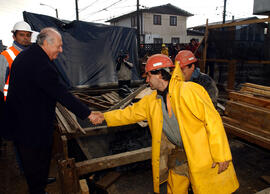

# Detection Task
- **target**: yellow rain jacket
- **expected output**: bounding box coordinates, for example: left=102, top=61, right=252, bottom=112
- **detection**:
left=104, top=64, right=239, bottom=194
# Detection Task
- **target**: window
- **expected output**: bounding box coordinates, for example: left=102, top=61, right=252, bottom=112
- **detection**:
left=171, top=37, right=180, bottom=44
left=170, top=16, right=177, bottom=26
left=154, top=38, right=163, bottom=44
left=131, top=16, right=136, bottom=27
left=153, top=15, right=161, bottom=25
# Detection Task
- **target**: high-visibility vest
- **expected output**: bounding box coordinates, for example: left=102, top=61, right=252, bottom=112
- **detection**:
left=1, top=46, right=20, bottom=101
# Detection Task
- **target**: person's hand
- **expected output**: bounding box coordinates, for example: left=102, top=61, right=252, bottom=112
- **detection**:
left=212, top=161, right=230, bottom=174
left=88, top=111, right=104, bottom=125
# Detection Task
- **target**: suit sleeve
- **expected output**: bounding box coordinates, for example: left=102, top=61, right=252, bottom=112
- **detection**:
left=35, top=61, right=91, bottom=120
left=182, top=83, right=232, bottom=162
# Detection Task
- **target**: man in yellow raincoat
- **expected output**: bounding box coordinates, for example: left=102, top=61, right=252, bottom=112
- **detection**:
left=92, top=54, right=239, bottom=194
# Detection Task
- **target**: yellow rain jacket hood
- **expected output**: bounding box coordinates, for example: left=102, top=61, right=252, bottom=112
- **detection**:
left=104, top=64, right=239, bottom=193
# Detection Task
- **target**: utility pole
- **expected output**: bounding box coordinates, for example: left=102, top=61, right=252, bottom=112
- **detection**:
left=75, top=0, right=79, bottom=20
left=223, top=0, right=227, bottom=24
left=136, top=0, right=140, bottom=49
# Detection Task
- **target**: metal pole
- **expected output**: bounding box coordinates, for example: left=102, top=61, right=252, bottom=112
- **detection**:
left=136, top=0, right=140, bottom=49
left=75, top=0, right=79, bottom=20
left=55, top=9, right=59, bottom=18
left=40, top=3, right=58, bottom=18
left=223, top=0, right=227, bottom=24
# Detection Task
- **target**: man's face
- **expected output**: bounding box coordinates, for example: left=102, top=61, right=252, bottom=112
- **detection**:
left=13, top=31, right=32, bottom=46
left=45, top=34, right=63, bottom=60
left=146, top=71, right=162, bottom=91
left=181, top=64, right=194, bottom=81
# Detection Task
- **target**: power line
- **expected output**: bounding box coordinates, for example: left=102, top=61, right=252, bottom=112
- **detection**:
left=81, top=0, right=125, bottom=19
left=79, top=0, right=101, bottom=13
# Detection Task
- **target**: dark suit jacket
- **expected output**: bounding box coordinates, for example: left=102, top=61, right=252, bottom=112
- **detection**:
left=6, top=44, right=91, bottom=147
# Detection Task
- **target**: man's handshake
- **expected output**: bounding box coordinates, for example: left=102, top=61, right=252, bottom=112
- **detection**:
left=88, top=111, right=105, bottom=125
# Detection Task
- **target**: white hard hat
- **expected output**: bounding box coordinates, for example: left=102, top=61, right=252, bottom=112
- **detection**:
left=11, top=21, right=32, bottom=33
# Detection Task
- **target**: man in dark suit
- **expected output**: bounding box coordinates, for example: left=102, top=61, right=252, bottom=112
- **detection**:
left=6, top=27, right=97, bottom=194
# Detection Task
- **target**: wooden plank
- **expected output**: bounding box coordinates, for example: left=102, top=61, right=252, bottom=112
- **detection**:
left=61, top=135, right=69, bottom=160
left=77, top=96, right=109, bottom=109
left=222, top=116, right=270, bottom=138
left=241, top=83, right=270, bottom=92
left=208, top=17, right=270, bottom=29
left=229, top=92, right=270, bottom=109
left=109, top=92, right=121, bottom=101
left=95, top=171, right=121, bottom=190
left=223, top=122, right=270, bottom=150
left=76, top=147, right=152, bottom=176
left=225, top=101, right=270, bottom=131
left=101, top=94, right=115, bottom=104
left=79, top=179, right=89, bottom=194
left=227, top=60, right=236, bottom=90
left=56, top=117, right=67, bottom=134
left=201, top=19, right=208, bottom=73
left=56, top=108, right=75, bottom=134
left=108, top=84, right=147, bottom=111
left=57, top=103, right=86, bottom=134
left=58, top=158, right=80, bottom=194
left=206, top=59, right=270, bottom=64
left=87, top=96, right=113, bottom=106
left=240, top=87, right=270, bottom=99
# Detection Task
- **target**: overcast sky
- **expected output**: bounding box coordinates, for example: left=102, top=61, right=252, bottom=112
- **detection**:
left=0, top=0, right=257, bottom=46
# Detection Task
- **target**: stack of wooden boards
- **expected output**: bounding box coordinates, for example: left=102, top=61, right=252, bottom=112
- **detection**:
left=222, top=83, right=270, bottom=150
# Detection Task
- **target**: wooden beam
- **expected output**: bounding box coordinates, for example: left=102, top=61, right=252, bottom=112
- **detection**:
left=79, top=179, right=89, bottom=194
left=222, top=116, right=270, bottom=138
left=240, top=86, right=270, bottom=98
left=208, top=17, right=270, bottom=29
left=108, top=84, right=148, bottom=111
left=56, top=108, right=74, bottom=134
left=202, top=59, right=270, bottom=64
left=227, top=60, right=236, bottom=90
left=225, top=101, right=270, bottom=131
left=61, top=135, right=69, bottom=160
left=241, top=83, right=270, bottom=92
left=76, top=147, right=152, bottom=176
left=223, top=122, right=270, bottom=150
left=229, top=92, right=270, bottom=109
left=201, top=19, right=208, bottom=73
left=58, top=158, right=80, bottom=194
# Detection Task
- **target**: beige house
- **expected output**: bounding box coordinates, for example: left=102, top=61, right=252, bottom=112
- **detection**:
left=106, top=4, right=193, bottom=44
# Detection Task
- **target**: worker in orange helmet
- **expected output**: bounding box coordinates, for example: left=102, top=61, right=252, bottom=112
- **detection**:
left=175, top=50, right=218, bottom=106
left=91, top=54, right=239, bottom=194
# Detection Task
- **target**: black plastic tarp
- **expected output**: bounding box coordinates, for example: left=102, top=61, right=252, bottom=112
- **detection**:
left=23, top=11, right=140, bottom=88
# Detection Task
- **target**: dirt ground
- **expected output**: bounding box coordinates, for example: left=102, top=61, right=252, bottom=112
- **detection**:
left=0, top=136, right=269, bottom=194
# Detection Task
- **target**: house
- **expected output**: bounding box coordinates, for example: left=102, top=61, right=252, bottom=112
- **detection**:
left=106, top=3, right=193, bottom=44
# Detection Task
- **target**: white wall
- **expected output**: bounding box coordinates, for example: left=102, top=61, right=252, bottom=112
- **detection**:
left=142, top=13, right=188, bottom=43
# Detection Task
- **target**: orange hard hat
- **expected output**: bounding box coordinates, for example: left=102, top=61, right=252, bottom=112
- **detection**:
left=175, top=50, right=197, bottom=68
left=145, top=54, right=174, bottom=73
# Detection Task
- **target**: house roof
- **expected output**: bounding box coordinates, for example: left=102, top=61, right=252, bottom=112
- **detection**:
left=188, top=17, right=259, bottom=30
left=187, top=29, right=204, bottom=36
left=106, top=3, right=193, bottom=22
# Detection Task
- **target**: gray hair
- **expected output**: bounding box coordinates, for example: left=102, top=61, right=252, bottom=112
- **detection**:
left=36, top=27, right=61, bottom=46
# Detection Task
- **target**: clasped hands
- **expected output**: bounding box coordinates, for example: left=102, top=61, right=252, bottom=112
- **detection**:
left=88, top=111, right=104, bottom=125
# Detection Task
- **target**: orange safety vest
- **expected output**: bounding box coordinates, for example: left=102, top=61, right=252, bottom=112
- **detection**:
left=1, top=46, right=20, bottom=101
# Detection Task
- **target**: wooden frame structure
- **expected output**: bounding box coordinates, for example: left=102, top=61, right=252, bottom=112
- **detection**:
left=200, top=17, right=270, bottom=90
left=54, top=84, right=153, bottom=194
